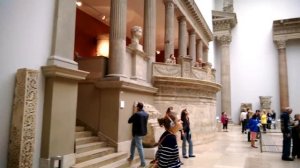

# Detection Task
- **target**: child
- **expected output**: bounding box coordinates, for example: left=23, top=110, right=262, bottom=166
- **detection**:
left=221, top=112, right=229, bottom=132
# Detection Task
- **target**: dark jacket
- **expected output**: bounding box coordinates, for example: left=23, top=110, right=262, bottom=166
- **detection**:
left=281, top=112, right=291, bottom=134
left=128, top=110, right=149, bottom=136
left=181, top=117, right=191, bottom=140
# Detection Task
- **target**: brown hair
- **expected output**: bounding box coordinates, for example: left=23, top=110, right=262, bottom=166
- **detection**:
left=158, top=112, right=177, bottom=130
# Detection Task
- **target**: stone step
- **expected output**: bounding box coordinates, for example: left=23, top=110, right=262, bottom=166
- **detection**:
left=71, top=152, right=127, bottom=168
left=76, top=147, right=115, bottom=163
left=76, top=136, right=99, bottom=145
left=76, top=126, right=85, bottom=132
left=76, top=131, right=92, bottom=138
left=100, top=157, right=140, bottom=168
left=76, top=142, right=107, bottom=154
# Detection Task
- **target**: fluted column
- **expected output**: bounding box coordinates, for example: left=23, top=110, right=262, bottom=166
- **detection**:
left=203, top=46, right=208, bottom=63
left=164, top=0, right=175, bottom=61
left=276, top=40, right=289, bottom=109
left=108, top=0, right=127, bottom=77
left=144, top=0, right=156, bottom=82
left=218, top=35, right=232, bottom=117
left=196, top=39, right=203, bottom=62
left=188, top=30, right=196, bottom=63
left=178, top=16, right=187, bottom=61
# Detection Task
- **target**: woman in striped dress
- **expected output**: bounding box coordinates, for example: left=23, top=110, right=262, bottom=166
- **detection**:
left=156, top=112, right=182, bottom=168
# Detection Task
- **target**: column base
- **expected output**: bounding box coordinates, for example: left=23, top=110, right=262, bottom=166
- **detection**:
left=40, top=153, right=75, bottom=168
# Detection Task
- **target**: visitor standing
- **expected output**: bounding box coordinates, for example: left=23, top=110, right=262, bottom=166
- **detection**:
left=128, top=102, right=149, bottom=167
left=221, top=112, right=229, bottom=132
left=156, top=112, right=182, bottom=167
left=181, top=109, right=196, bottom=158
left=280, top=107, right=294, bottom=161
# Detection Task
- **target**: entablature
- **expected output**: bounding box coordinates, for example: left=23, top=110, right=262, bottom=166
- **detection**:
left=212, top=10, right=237, bottom=32
left=273, top=17, right=300, bottom=41
left=175, top=0, right=213, bottom=46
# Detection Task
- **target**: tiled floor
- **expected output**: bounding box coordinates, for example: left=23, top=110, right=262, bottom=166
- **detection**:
left=179, top=125, right=300, bottom=168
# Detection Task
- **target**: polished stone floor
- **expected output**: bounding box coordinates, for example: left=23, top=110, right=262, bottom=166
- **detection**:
left=179, top=125, right=300, bottom=168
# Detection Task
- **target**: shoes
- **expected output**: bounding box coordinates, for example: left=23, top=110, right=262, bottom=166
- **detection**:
left=189, top=155, right=196, bottom=157
left=138, top=165, right=146, bottom=168
left=183, top=155, right=188, bottom=158
left=180, top=161, right=184, bottom=165
left=251, top=145, right=258, bottom=148
left=282, top=157, right=294, bottom=161
left=127, top=158, right=133, bottom=162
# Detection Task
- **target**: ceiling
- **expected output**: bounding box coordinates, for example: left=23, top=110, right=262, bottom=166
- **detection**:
left=77, top=0, right=182, bottom=51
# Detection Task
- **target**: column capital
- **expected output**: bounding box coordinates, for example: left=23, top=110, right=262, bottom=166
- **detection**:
left=188, top=29, right=196, bottom=35
left=177, top=16, right=186, bottom=22
left=217, top=35, right=232, bottom=45
left=164, top=0, right=174, bottom=6
left=275, top=40, right=286, bottom=49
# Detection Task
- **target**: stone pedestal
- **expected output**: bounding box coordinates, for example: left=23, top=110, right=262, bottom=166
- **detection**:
left=41, top=66, right=88, bottom=168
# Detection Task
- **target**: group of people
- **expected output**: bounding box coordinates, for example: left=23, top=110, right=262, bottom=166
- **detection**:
left=280, top=107, right=300, bottom=161
left=128, top=103, right=195, bottom=168
left=239, top=107, right=300, bottom=160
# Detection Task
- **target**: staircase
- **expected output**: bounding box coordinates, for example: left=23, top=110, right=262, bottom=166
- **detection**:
left=72, top=126, right=140, bottom=168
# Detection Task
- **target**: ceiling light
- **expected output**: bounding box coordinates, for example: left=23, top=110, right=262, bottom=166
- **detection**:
left=101, top=15, right=106, bottom=20
left=76, top=1, right=82, bottom=7
left=156, top=51, right=160, bottom=54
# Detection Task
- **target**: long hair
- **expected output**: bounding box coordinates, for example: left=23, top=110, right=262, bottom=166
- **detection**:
left=158, top=112, right=177, bottom=130
left=181, top=109, right=187, bottom=121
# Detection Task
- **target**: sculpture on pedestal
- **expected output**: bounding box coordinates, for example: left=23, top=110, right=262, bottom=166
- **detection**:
left=165, top=54, right=176, bottom=64
left=129, top=26, right=143, bottom=51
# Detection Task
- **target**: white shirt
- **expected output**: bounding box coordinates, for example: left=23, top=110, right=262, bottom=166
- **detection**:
left=240, top=112, right=247, bottom=121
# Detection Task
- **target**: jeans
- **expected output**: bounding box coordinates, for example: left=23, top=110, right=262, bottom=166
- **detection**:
left=282, top=133, right=291, bottom=159
left=182, top=132, right=193, bottom=156
left=129, top=136, right=145, bottom=166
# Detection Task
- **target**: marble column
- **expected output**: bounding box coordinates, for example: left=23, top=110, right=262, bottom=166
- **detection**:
left=144, top=0, right=156, bottom=82
left=164, top=0, right=175, bottom=62
left=108, top=0, right=127, bottom=77
left=276, top=40, right=289, bottom=109
left=203, top=46, right=208, bottom=63
left=218, top=35, right=232, bottom=117
left=188, top=30, right=196, bottom=63
left=196, top=39, right=203, bottom=62
left=47, top=0, right=78, bottom=69
left=178, top=16, right=187, bottom=61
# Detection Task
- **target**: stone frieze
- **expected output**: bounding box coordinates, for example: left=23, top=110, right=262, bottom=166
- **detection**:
left=8, top=68, right=38, bottom=168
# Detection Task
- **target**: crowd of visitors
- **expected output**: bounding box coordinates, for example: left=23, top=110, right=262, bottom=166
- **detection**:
left=128, top=103, right=299, bottom=167
left=238, top=107, right=300, bottom=161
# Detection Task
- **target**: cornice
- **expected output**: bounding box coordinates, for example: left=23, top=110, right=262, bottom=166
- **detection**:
left=95, top=78, right=158, bottom=94
left=175, top=0, right=213, bottom=45
left=153, top=76, right=221, bottom=93
left=212, top=10, right=237, bottom=32
left=42, top=65, right=89, bottom=80
left=273, top=17, right=300, bottom=41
